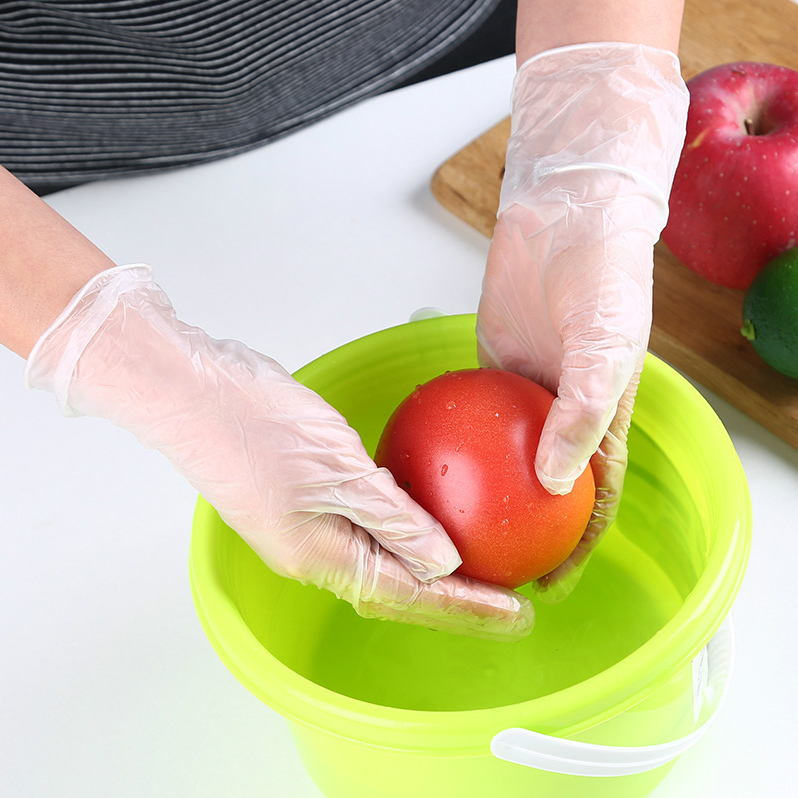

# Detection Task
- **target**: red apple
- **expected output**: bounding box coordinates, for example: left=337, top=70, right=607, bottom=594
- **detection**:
left=662, top=62, right=798, bottom=290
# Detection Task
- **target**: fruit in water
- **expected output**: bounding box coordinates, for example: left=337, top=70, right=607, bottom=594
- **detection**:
left=374, top=368, right=596, bottom=588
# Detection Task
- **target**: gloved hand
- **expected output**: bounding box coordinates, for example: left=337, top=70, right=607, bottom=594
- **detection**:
left=26, top=265, right=533, bottom=640
left=477, top=43, right=689, bottom=599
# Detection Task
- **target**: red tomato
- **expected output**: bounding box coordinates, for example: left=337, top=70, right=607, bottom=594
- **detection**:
left=374, top=368, right=595, bottom=588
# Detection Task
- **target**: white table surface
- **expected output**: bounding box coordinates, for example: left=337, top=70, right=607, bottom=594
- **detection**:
left=1, top=55, right=796, bottom=797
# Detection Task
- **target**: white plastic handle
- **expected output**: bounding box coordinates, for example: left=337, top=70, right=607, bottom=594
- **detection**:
left=490, top=617, right=735, bottom=778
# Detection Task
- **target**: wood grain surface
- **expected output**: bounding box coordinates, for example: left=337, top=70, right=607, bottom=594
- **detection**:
left=430, top=0, right=798, bottom=448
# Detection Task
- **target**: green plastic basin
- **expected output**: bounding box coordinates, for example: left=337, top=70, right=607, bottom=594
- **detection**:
left=189, top=314, right=751, bottom=798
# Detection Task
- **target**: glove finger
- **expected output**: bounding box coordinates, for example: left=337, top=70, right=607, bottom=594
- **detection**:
left=264, top=378, right=463, bottom=583
left=535, top=354, right=624, bottom=494
left=303, top=465, right=464, bottom=583
left=534, top=363, right=641, bottom=603
left=534, top=295, right=649, bottom=495
left=274, top=511, right=535, bottom=642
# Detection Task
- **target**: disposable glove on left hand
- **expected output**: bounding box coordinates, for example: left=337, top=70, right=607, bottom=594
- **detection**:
left=26, top=264, right=534, bottom=641
left=477, top=44, right=689, bottom=598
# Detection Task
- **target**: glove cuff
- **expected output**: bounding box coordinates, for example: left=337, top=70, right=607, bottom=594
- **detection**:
left=25, top=263, right=160, bottom=414
left=500, top=42, right=689, bottom=218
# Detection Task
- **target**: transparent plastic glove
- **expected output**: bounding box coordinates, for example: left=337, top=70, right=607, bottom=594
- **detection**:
left=26, top=265, right=533, bottom=641
left=477, top=44, right=689, bottom=599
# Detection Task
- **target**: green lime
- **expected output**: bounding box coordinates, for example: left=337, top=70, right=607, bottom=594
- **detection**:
left=741, top=247, right=798, bottom=379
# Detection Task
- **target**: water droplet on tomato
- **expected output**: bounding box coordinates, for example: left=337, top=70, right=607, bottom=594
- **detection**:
left=446, top=401, right=457, bottom=410
left=440, top=464, right=449, bottom=476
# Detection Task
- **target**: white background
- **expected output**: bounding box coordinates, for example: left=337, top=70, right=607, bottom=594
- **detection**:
left=1, top=56, right=796, bottom=797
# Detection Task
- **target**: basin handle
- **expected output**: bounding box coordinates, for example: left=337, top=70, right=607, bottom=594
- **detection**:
left=491, top=617, right=734, bottom=778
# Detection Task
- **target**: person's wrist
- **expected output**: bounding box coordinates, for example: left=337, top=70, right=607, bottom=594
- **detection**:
left=502, top=42, right=689, bottom=219
left=25, top=264, right=154, bottom=412
left=514, top=40, right=682, bottom=82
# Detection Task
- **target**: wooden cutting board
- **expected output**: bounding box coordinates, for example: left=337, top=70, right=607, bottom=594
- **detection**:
left=431, top=0, right=798, bottom=449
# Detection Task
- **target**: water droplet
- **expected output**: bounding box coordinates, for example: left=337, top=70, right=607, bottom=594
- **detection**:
left=446, top=401, right=457, bottom=410
left=440, top=464, right=448, bottom=476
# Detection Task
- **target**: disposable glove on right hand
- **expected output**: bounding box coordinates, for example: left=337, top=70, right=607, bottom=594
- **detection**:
left=26, top=265, right=534, bottom=641
left=478, top=44, right=689, bottom=599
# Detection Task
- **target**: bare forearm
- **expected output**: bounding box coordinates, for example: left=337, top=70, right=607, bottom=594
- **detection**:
left=516, top=0, right=685, bottom=64
left=0, top=166, right=114, bottom=358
